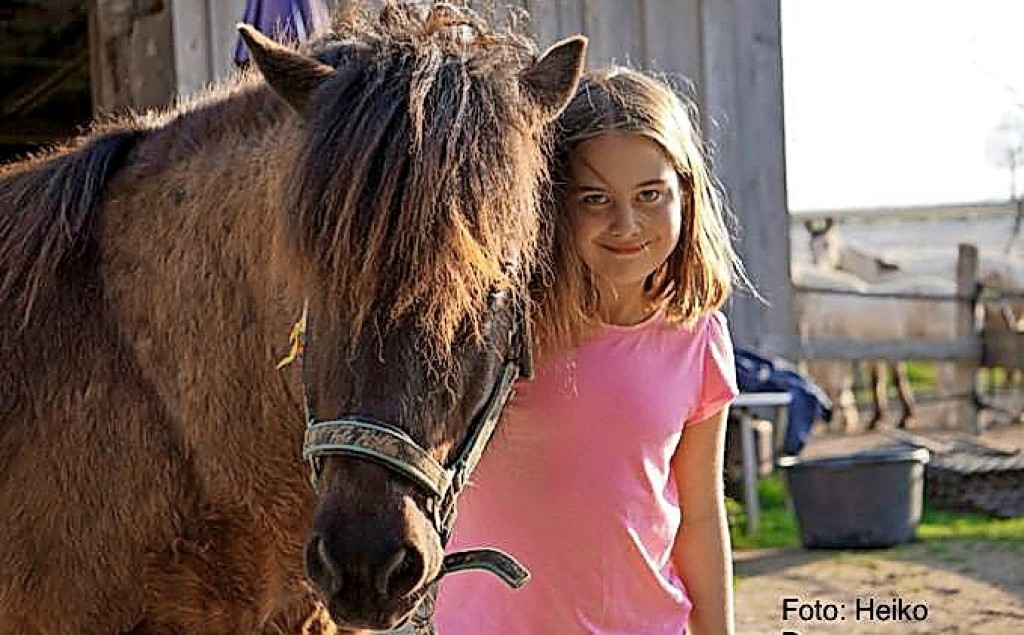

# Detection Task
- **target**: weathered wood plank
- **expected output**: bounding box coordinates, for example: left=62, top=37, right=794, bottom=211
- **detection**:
left=555, top=0, right=585, bottom=43
left=88, top=0, right=177, bottom=113
left=955, top=244, right=983, bottom=431
left=641, top=0, right=701, bottom=86
left=791, top=337, right=982, bottom=362
left=517, top=0, right=562, bottom=47
left=169, top=0, right=213, bottom=98
left=206, top=0, right=249, bottom=83
left=699, top=0, right=795, bottom=356
left=580, top=0, right=644, bottom=66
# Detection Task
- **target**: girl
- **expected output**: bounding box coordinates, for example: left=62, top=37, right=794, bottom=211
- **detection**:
left=432, top=67, right=747, bottom=635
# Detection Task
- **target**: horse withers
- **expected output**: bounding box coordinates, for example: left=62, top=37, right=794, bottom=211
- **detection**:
left=0, top=3, right=585, bottom=633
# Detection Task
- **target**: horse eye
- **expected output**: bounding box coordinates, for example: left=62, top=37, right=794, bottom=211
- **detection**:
left=486, top=291, right=512, bottom=319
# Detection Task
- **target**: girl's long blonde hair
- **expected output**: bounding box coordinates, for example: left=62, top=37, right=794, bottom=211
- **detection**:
left=534, top=66, right=750, bottom=352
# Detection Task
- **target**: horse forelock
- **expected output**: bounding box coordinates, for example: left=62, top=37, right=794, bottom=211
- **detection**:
left=282, top=2, right=549, bottom=363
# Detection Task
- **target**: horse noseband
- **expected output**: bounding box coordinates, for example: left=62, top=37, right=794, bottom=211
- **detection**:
left=295, top=296, right=533, bottom=589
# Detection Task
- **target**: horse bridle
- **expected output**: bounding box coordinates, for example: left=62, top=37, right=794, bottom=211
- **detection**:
left=284, top=291, right=534, bottom=589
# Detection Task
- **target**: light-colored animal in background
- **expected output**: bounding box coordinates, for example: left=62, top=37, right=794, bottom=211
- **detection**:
left=791, top=264, right=868, bottom=431
left=804, top=218, right=1024, bottom=424
left=805, top=218, right=900, bottom=283
left=792, top=264, right=959, bottom=429
left=868, top=275, right=959, bottom=428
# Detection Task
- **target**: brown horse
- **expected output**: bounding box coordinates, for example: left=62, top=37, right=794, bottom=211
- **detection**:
left=0, top=3, right=584, bottom=633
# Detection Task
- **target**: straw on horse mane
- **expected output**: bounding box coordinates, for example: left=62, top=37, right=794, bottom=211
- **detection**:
left=286, top=2, right=549, bottom=362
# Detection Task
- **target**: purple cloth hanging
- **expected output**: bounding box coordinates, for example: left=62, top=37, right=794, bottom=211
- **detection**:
left=234, top=0, right=329, bottom=67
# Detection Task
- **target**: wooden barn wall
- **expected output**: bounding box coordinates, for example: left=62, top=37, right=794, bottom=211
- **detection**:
left=126, top=0, right=793, bottom=355
left=89, top=0, right=177, bottom=113
left=169, top=0, right=247, bottom=98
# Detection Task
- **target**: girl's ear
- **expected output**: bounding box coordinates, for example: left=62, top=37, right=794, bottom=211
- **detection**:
left=237, top=24, right=336, bottom=117
left=519, top=36, right=588, bottom=122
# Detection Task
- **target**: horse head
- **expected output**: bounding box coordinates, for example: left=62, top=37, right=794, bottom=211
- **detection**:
left=241, top=4, right=584, bottom=629
left=806, top=217, right=902, bottom=280
left=805, top=217, right=839, bottom=268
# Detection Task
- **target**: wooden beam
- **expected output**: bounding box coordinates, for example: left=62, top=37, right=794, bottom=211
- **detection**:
left=699, top=1, right=795, bottom=356
left=88, top=0, right=177, bottom=114
left=581, top=0, right=644, bottom=66
left=789, top=337, right=982, bottom=362
left=954, top=244, right=983, bottom=432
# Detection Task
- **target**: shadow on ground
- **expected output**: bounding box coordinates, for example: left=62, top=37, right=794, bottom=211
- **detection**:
left=735, top=539, right=1022, bottom=598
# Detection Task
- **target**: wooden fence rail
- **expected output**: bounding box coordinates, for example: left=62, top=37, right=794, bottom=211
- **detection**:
left=789, top=244, right=1011, bottom=433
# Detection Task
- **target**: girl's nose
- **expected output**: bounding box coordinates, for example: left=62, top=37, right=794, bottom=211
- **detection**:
left=608, top=203, right=640, bottom=236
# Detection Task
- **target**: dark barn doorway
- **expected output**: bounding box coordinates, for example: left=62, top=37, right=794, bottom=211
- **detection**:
left=0, top=1, right=92, bottom=163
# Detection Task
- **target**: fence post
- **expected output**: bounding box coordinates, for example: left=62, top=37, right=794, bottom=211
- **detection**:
left=954, top=244, right=982, bottom=433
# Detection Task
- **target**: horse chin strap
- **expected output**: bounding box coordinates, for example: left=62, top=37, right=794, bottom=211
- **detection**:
left=289, top=295, right=534, bottom=590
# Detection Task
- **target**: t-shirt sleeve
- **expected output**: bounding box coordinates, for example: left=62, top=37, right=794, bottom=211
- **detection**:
left=688, top=311, right=739, bottom=425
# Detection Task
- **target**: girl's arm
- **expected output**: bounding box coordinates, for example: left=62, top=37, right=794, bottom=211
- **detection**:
left=670, top=407, right=735, bottom=635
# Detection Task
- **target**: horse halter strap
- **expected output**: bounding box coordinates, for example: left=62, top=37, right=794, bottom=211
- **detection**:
left=291, top=297, right=534, bottom=590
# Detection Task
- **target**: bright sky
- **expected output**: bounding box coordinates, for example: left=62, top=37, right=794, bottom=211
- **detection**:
left=781, top=0, right=1024, bottom=212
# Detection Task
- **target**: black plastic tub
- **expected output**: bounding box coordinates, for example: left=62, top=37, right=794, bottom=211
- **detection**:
left=777, top=446, right=930, bottom=549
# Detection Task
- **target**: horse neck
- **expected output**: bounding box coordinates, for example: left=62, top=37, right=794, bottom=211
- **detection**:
left=102, top=99, right=304, bottom=415
left=823, top=234, right=843, bottom=270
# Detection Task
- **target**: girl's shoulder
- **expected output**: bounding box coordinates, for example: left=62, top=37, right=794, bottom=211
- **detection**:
left=704, top=309, right=731, bottom=336
left=649, top=310, right=735, bottom=372
left=587, top=308, right=732, bottom=360
left=574, top=309, right=732, bottom=361
left=690, top=310, right=734, bottom=356
left=664, top=309, right=731, bottom=340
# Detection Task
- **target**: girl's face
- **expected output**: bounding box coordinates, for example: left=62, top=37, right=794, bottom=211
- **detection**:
left=567, top=133, right=683, bottom=313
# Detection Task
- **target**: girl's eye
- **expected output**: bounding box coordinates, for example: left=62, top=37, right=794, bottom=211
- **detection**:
left=580, top=193, right=610, bottom=206
left=637, top=189, right=662, bottom=203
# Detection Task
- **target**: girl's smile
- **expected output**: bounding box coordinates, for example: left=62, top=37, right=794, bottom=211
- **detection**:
left=600, top=240, right=652, bottom=256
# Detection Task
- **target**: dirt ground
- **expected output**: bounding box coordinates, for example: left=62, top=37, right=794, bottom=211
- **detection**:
left=732, top=422, right=1024, bottom=634
left=734, top=540, right=1023, bottom=634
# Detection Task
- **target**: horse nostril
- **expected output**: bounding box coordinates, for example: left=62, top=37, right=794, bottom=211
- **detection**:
left=305, top=534, right=341, bottom=596
left=376, top=543, right=426, bottom=598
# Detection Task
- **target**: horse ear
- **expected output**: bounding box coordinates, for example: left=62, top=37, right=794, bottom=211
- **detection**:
left=805, top=217, right=834, bottom=237
left=876, top=257, right=901, bottom=273
left=519, top=36, right=587, bottom=121
left=237, top=24, right=336, bottom=116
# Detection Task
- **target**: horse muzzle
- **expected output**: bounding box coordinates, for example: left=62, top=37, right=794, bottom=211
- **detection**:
left=303, top=500, right=442, bottom=630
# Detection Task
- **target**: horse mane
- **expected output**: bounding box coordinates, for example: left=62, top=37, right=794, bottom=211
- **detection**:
left=0, top=127, right=145, bottom=326
left=285, top=2, right=549, bottom=360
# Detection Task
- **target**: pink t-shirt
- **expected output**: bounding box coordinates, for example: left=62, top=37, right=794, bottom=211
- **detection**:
left=433, top=310, right=738, bottom=634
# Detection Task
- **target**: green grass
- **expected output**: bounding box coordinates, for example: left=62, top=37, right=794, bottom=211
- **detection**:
left=917, top=508, right=1024, bottom=541
left=862, top=361, right=1017, bottom=398
left=727, top=476, right=800, bottom=550
left=903, top=360, right=937, bottom=388
left=728, top=475, right=1024, bottom=550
